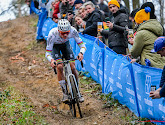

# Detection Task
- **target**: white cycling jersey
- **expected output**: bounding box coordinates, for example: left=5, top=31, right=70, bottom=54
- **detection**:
left=45, top=26, right=86, bottom=62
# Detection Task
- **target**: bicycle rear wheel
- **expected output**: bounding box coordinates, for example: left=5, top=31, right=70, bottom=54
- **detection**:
left=70, top=76, right=83, bottom=118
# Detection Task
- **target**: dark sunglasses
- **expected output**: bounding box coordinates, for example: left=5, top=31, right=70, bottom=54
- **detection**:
left=60, top=31, right=70, bottom=35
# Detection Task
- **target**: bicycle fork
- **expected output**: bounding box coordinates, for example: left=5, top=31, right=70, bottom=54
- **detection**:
left=65, top=63, right=81, bottom=99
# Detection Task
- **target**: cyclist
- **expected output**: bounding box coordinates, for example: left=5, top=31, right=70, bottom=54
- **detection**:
left=45, top=19, right=86, bottom=102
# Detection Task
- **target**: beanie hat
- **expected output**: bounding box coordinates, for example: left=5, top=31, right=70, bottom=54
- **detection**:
left=74, top=0, right=83, bottom=5
left=140, top=2, right=156, bottom=19
left=134, top=7, right=151, bottom=24
left=108, top=0, right=120, bottom=8
left=151, top=37, right=165, bottom=53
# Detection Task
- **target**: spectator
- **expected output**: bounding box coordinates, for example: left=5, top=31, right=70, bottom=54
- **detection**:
left=140, top=2, right=156, bottom=19
left=48, top=0, right=56, bottom=18
left=52, top=0, right=60, bottom=22
left=150, top=37, right=165, bottom=98
left=68, top=0, right=76, bottom=11
left=75, top=14, right=86, bottom=32
left=51, top=1, right=56, bottom=12
left=67, top=10, right=75, bottom=26
left=82, top=1, right=103, bottom=37
left=68, top=0, right=75, bottom=6
left=78, top=5, right=87, bottom=20
left=59, top=0, right=72, bottom=18
left=130, top=7, right=165, bottom=69
left=40, top=0, right=55, bottom=18
left=74, top=0, right=84, bottom=10
left=117, top=0, right=129, bottom=15
left=25, top=0, right=31, bottom=6
left=127, top=8, right=139, bottom=51
left=140, top=2, right=165, bottom=36
left=117, top=0, right=132, bottom=29
left=99, top=0, right=128, bottom=54
left=26, top=0, right=39, bottom=9
left=99, top=0, right=110, bottom=18
left=129, top=8, right=139, bottom=23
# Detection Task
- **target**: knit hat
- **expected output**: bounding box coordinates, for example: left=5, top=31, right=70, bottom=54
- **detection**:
left=140, top=2, right=156, bottom=19
left=151, top=37, right=165, bottom=53
left=134, top=7, right=151, bottom=24
left=108, top=0, right=120, bottom=8
left=74, top=0, right=83, bottom=5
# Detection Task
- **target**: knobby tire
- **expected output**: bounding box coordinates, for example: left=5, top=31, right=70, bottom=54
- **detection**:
left=70, top=76, right=83, bottom=118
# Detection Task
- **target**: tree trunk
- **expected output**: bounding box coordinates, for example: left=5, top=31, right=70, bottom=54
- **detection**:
left=159, top=0, right=164, bottom=25
left=123, top=0, right=129, bottom=10
left=133, top=0, right=140, bottom=9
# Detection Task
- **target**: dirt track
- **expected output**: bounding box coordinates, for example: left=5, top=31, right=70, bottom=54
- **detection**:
left=0, top=15, right=132, bottom=125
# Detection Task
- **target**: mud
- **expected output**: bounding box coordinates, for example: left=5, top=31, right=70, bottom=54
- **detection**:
left=0, top=15, right=132, bottom=125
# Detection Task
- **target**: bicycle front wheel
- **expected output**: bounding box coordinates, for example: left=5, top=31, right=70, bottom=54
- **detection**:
left=70, top=76, right=83, bottom=118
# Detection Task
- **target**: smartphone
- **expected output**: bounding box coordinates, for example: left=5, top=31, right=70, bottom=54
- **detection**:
left=104, top=17, right=111, bottom=22
left=150, top=85, right=156, bottom=91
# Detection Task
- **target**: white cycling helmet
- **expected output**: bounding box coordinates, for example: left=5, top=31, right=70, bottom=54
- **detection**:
left=58, top=19, right=71, bottom=32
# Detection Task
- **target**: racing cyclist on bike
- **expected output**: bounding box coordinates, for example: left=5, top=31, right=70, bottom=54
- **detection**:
left=45, top=19, right=86, bottom=102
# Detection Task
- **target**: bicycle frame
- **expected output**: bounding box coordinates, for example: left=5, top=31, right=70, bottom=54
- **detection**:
left=54, top=58, right=83, bottom=118
left=64, top=61, right=81, bottom=99
left=54, top=59, right=81, bottom=99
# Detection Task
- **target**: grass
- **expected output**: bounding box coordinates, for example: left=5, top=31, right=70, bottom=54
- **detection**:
left=0, top=86, right=47, bottom=124
left=29, top=15, right=38, bottom=28
left=25, top=40, right=38, bottom=50
left=79, top=75, right=155, bottom=125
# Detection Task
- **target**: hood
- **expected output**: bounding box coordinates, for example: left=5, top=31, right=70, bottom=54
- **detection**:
left=118, top=8, right=127, bottom=14
left=137, top=19, right=163, bottom=36
left=87, top=8, right=102, bottom=18
left=113, top=8, right=126, bottom=17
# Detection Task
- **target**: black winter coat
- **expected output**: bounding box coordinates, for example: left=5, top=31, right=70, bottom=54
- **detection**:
left=59, top=2, right=72, bottom=18
left=102, top=9, right=128, bottom=48
left=83, top=9, right=103, bottom=37
left=159, top=66, right=165, bottom=97
left=99, top=2, right=110, bottom=17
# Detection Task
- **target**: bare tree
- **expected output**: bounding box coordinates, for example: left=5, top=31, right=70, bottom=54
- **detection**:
left=123, top=0, right=140, bottom=13
left=133, top=0, right=140, bottom=9
left=123, top=0, right=129, bottom=10
left=158, top=0, right=164, bottom=25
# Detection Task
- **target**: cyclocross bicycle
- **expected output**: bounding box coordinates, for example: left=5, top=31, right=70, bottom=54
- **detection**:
left=54, top=58, right=83, bottom=118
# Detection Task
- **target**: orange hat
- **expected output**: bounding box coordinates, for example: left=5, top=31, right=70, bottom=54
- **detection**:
left=108, top=0, right=120, bottom=8
left=134, top=7, right=151, bottom=24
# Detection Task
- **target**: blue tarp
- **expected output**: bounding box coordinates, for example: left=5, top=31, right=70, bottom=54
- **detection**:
left=30, top=5, right=165, bottom=123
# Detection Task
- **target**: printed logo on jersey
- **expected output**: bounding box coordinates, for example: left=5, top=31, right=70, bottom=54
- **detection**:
left=72, top=30, right=79, bottom=38
left=47, top=35, right=53, bottom=45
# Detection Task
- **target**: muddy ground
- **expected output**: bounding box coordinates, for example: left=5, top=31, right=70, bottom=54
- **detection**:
left=0, top=15, right=135, bottom=125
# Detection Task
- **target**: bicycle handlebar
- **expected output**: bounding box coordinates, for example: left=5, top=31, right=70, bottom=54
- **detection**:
left=53, top=58, right=83, bottom=74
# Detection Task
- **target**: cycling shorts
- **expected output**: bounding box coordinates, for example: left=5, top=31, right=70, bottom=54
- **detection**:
left=52, top=41, right=74, bottom=60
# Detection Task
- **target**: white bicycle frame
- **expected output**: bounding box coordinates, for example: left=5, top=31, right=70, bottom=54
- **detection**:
left=64, top=61, right=81, bottom=99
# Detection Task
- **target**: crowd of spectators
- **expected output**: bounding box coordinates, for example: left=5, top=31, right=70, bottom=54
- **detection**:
left=28, top=0, right=165, bottom=70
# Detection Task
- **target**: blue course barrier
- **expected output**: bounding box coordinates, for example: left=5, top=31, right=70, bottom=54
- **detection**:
left=30, top=5, right=165, bottom=123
